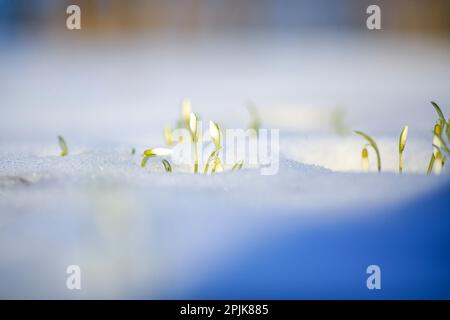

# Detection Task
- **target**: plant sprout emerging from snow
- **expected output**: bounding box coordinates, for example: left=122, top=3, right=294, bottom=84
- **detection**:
left=141, top=156, right=150, bottom=168
left=141, top=148, right=172, bottom=168
left=447, top=120, right=450, bottom=142
left=131, top=148, right=136, bottom=155
left=361, top=147, right=369, bottom=172
left=427, top=101, right=450, bottom=175
left=247, top=103, right=261, bottom=136
left=204, top=121, right=223, bottom=174
left=431, top=101, right=450, bottom=147
left=164, top=128, right=175, bottom=145
left=164, top=99, right=192, bottom=145
left=189, top=112, right=199, bottom=173
left=436, top=135, right=450, bottom=156
left=182, top=98, right=192, bottom=129
left=428, top=123, right=445, bottom=175
left=161, top=159, right=172, bottom=173
left=432, top=145, right=444, bottom=175
left=354, top=131, right=381, bottom=172
left=232, top=160, right=244, bottom=171
left=142, top=99, right=260, bottom=175
left=432, top=123, right=442, bottom=157
left=398, top=126, right=408, bottom=174
left=431, top=101, right=446, bottom=132
left=145, top=99, right=227, bottom=175
left=58, top=135, right=69, bottom=157
left=330, top=108, right=350, bottom=135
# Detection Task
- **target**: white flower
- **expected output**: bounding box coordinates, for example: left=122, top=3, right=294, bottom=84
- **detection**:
left=209, top=121, right=221, bottom=149
left=143, top=148, right=173, bottom=157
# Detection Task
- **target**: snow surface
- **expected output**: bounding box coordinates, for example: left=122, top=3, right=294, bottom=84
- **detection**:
left=0, top=32, right=450, bottom=298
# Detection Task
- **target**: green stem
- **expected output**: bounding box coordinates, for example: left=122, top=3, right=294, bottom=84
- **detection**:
left=427, top=153, right=435, bottom=175
left=399, top=152, right=403, bottom=174
left=193, top=141, right=198, bottom=174
left=204, top=162, right=210, bottom=174
left=212, top=157, right=220, bottom=173
left=375, top=150, right=381, bottom=172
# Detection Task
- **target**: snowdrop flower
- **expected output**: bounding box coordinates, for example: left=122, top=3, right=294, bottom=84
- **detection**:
left=141, top=148, right=173, bottom=168
left=433, top=123, right=442, bottom=157
left=143, top=148, right=173, bottom=157
left=434, top=151, right=443, bottom=175
left=361, top=147, right=369, bottom=172
left=189, top=112, right=198, bottom=142
left=182, top=98, right=192, bottom=128
left=398, top=126, right=408, bottom=173
left=209, top=121, right=221, bottom=149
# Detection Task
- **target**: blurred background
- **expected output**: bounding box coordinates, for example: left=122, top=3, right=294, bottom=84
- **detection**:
left=0, top=0, right=449, bottom=37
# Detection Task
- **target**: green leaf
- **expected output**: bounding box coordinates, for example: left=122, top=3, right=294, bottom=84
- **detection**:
left=141, top=155, right=151, bottom=168
left=427, top=153, right=435, bottom=175
left=446, top=119, right=450, bottom=141
left=435, top=136, right=450, bottom=156
left=247, top=103, right=261, bottom=134
left=399, top=126, right=408, bottom=153
left=58, top=135, right=69, bottom=157
left=204, top=148, right=221, bottom=174
left=161, top=159, right=172, bottom=173
left=209, top=121, right=221, bottom=149
left=330, top=108, right=349, bottom=135
left=212, top=157, right=223, bottom=173
left=432, top=144, right=442, bottom=154
left=354, top=130, right=381, bottom=172
left=232, top=160, right=244, bottom=171
left=431, top=101, right=446, bottom=127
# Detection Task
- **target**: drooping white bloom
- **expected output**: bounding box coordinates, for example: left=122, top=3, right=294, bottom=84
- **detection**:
left=209, top=120, right=221, bottom=149
left=361, top=147, right=369, bottom=172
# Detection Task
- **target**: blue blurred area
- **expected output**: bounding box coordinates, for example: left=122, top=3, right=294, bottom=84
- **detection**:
left=181, top=183, right=450, bottom=299
left=0, top=0, right=55, bottom=26
left=0, top=0, right=449, bottom=37
left=0, top=0, right=352, bottom=33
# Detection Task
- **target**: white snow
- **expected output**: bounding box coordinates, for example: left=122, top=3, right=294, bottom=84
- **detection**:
left=0, top=31, right=449, bottom=298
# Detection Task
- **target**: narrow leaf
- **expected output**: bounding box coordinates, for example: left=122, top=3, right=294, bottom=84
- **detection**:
left=141, top=155, right=150, bottom=168
left=232, top=160, right=244, bottom=171
left=212, top=157, right=223, bottom=173
left=247, top=103, right=261, bottom=134
left=161, top=159, right=172, bottom=173
left=209, top=121, right=221, bottom=149
left=204, top=148, right=221, bottom=174
left=431, top=101, right=446, bottom=126
left=399, top=126, right=408, bottom=153
left=58, top=135, right=69, bottom=157
left=427, top=154, right=435, bottom=175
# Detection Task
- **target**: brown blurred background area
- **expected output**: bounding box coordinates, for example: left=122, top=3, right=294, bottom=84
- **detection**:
left=0, top=0, right=449, bottom=37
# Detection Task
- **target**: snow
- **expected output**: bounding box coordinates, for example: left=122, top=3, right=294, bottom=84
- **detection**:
left=0, top=32, right=450, bottom=298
